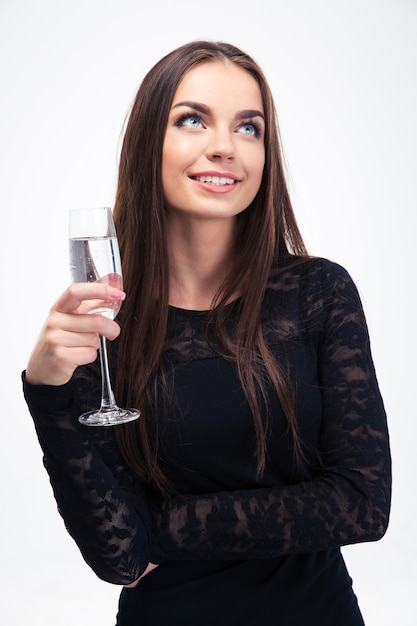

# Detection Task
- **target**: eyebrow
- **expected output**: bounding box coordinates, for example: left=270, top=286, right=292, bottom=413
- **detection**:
left=171, top=100, right=265, bottom=122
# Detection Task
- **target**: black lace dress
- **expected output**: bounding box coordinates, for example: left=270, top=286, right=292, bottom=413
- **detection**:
left=23, top=257, right=391, bottom=626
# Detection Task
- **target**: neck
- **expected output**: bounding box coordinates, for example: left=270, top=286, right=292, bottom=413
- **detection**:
left=167, top=215, right=237, bottom=310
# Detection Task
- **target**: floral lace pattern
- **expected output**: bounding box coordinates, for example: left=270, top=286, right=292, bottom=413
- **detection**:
left=23, top=257, right=391, bottom=584
left=148, top=257, right=391, bottom=561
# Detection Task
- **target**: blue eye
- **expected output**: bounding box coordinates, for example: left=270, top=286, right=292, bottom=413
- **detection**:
left=175, top=114, right=203, bottom=128
left=238, top=121, right=261, bottom=137
left=240, top=123, right=255, bottom=134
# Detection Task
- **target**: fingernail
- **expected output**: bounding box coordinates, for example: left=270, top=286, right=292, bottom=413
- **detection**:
left=108, top=287, right=126, bottom=300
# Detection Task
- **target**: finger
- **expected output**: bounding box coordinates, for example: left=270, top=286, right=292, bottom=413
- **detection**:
left=124, top=563, right=160, bottom=588
left=53, top=283, right=126, bottom=315
left=46, top=324, right=101, bottom=350
left=50, top=310, right=121, bottom=342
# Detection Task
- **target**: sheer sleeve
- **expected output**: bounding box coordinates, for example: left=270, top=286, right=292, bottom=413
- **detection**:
left=148, top=261, right=392, bottom=561
left=22, top=373, right=152, bottom=584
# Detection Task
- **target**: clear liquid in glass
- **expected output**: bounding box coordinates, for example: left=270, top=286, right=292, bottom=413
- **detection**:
left=69, top=236, right=123, bottom=318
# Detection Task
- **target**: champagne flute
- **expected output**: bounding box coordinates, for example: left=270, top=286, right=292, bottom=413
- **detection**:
left=69, top=207, right=141, bottom=426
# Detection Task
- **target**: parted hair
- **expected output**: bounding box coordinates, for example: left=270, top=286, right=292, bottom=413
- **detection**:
left=113, top=40, right=307, bottom=494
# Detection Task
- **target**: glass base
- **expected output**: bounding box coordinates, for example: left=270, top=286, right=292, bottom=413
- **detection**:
left=78, top=407, right=141, bottom=427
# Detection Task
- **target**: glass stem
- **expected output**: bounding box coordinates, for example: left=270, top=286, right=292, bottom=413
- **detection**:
left=98, top=335, right=118, bottom=412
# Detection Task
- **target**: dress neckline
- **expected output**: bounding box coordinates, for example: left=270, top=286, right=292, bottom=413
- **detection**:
left=168, top=297, right=241, bottom=317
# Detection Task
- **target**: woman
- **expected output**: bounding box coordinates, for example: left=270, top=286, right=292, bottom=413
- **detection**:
left=23, top=41, right=391, bottom=625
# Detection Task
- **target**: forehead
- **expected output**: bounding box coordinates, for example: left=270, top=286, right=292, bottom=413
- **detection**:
left=172, top=61, right=264, bottom=111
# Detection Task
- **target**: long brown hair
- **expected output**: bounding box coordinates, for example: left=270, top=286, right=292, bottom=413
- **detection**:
left=113, top=41, right=307, bottom=494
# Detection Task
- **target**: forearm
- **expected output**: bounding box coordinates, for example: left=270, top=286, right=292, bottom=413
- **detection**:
left=22, top=372, right=152, bottom=584
left=149, top=458, right=390, bottom=562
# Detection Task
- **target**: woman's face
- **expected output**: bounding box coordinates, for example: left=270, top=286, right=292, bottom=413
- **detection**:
left=162, top=61, right=265, bottom=222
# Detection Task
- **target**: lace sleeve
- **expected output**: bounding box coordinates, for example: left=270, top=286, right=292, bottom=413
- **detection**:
left=148, top=262, right=392, bottom=561
left=22, top=373, right=152, bottom=584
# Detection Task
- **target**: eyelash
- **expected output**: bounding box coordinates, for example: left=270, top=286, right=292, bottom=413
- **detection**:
left=240, top=120, right=263, bottom=139
left=173, top=112, right=263, bottom=138
left=174, top=113, right=203, bottom=128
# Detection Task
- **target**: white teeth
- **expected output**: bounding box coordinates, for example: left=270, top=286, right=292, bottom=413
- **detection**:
left=194, top=175, right=236, bottom=186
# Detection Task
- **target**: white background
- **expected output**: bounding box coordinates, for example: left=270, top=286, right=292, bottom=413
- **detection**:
left=1, top=0, right=415, bottom=623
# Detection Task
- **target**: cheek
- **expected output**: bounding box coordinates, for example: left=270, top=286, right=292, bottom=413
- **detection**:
left=248, top=149, right=265, bottom=194
left=161, top=140, right=190, bottom=207
left=256, top=158, right=265, bottom=186
left=161, top=141, right=178, bottom=192
left=242, top=157, right=264, bottom=208
left=162, top=137, right=192, bottom=183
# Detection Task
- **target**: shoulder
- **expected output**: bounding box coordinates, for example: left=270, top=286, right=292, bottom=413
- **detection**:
left=270, top=255, right=354, bottom=285
left=264, top=256, right=363, bottom=336
left=268, top=255, right=358, bottom=301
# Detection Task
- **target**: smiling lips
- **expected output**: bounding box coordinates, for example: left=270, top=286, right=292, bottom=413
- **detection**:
left=191, top=174, right=239, bottom=187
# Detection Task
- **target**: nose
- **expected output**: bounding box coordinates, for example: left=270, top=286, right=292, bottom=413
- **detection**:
left=205, top=125, right=235, bottom=161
